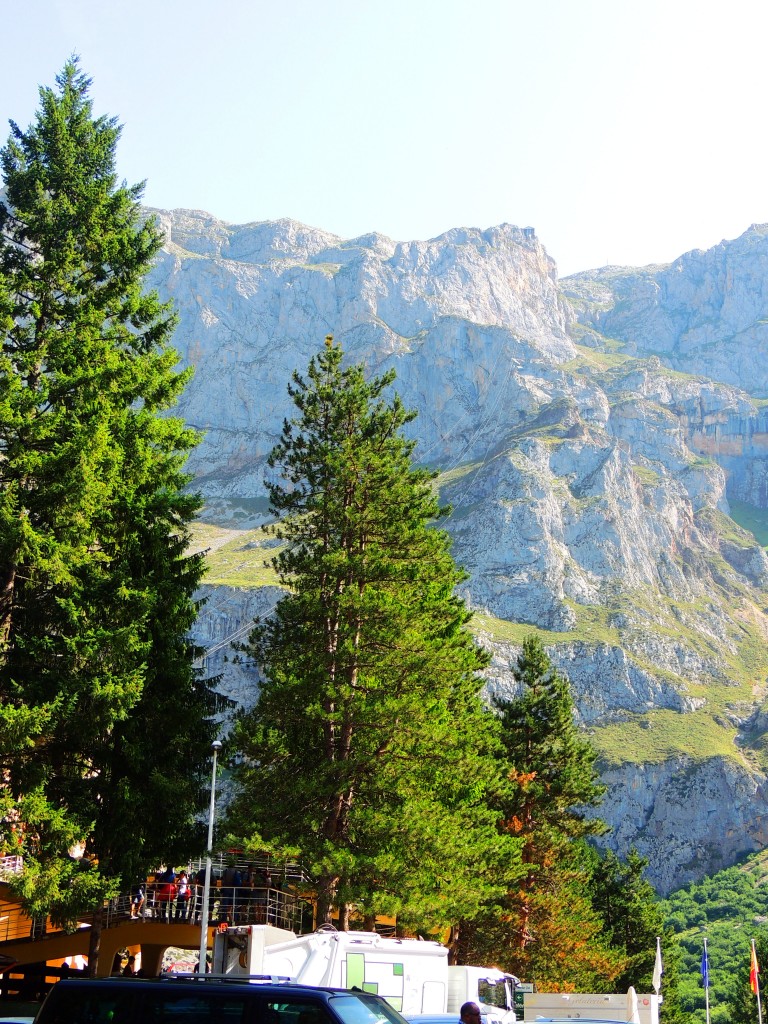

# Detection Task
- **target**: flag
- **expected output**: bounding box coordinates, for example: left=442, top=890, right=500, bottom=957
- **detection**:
left=701, top=944, right=709, bottom=990
left=653, top=937, right=663, bottom=994
left=751, top=942, right=760, bottom=995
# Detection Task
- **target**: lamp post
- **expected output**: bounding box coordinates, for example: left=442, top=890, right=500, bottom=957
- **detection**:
left=198, top=739, right=222, bottom=973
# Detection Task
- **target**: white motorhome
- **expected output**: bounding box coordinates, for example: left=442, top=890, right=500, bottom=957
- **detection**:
left=212, top=925, right=518, bottom=1023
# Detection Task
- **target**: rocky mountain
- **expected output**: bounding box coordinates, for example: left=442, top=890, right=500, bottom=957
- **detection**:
left=563, top=226, right=768, bottom=507
left=147, top=210, right=768, bottom=896
left=563, top=224, right=768, bottom=396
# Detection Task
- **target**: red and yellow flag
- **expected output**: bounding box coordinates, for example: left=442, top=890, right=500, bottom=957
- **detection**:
left=751, top=944, right=760, bottom=994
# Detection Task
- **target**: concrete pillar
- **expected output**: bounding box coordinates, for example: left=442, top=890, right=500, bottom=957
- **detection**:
left=140, top=944, right=167, bottom=978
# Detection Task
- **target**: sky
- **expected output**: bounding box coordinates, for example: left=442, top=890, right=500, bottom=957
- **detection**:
left=2, top=0, right=767, bottom=276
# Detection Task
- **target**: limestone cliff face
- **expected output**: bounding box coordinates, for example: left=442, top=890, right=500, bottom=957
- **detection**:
left=562, top=223, right=768, bottom=395
left=194, top=585, right=278, bottom=710
left=147, top=212, right=573, bottom=494
left=597, top=756, right=768, bottom=895
left=158, top=210, right=768, bottom=895
left=563, top=227, right=768, bottom=510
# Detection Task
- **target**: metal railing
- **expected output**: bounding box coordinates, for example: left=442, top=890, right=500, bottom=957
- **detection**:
left=0, top=901, right=49, bottom=944
left=117, top=882, right=311, bottom=931
left=0, top=882, right=313, bottom=944
left=0, top=856, right=23, bottom=879
left=190, top=853, right=311, bottom=888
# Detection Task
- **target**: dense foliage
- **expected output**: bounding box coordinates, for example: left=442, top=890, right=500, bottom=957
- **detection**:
left=587, top=848, right=690, bottom=1024
left=464, top=637, right=617, bottom=988
left=227, top=337, right=522, bottom=930
left=662, top=852, right=768, bottom=1024
left=0, top=60, right=223, bottom=970
left=453, top=637, right=691, bottom=1007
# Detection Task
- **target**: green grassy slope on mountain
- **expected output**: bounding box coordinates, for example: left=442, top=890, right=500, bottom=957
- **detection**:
left=562, top=339, right=635, bottom=369
left=190, top=520, right=282, bottom=587
left=477, top=607, right=768, bottom=770
left=594, top=710, right=742, bottom=765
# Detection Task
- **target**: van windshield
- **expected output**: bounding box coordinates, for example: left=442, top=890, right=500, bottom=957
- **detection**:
left=478, top=980, right=510, bottom=1011
left=328, top=994, right=409, bottom=1024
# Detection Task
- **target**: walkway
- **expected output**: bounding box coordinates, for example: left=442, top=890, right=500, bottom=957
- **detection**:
left=0, top=875, right=313, bottom=978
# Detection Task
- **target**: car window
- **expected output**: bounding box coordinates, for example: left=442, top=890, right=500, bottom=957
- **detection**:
left=264, top=997, right=335, bottom=1024
left=139, top=991, right=252, bottom=1024
left=36, top=986, right=252, bottom=1024
left=34, top=987, right=136, bottom=1024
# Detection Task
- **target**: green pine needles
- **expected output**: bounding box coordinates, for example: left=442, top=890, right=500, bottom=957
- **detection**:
left=0, top=60, right=222, bottom=972
left=227, top=337, right=519, bottom=930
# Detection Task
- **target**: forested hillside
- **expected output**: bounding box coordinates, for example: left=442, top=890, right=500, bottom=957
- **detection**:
left=663, top=850, right=768, bottom=1024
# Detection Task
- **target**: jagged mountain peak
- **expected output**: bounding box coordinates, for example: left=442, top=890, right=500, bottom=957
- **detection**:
left=148, top=208, right=343, bottom=264
left=565, top=224, right=768, bottom=397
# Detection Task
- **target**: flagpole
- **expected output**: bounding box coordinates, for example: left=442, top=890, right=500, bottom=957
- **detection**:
left=702, top=938, right=711, bottom=1024
left=752, top=939, right=763, bottom=1024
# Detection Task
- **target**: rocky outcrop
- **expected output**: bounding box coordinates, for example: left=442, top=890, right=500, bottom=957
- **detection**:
left=194, top=584, right=279, bottom=710
left=483, top=637, right=704, bottom=727
left=564, top=228, right=768, bottom=507
left=147, top=209, right=768, bottom=895
left=562, top=223, right=768, bottom=396
left=147, top=213, right=574, bottom=495
left=596, top=756, right=768, bottom=894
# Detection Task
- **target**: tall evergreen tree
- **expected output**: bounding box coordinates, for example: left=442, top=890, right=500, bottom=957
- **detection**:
left=498, top=635, right=607, bottom=940
left=463, top=634, right=617, bottom=986
left=227, top=337, right=521, bottom=929
left=588, top=848, right=666, bottom=990
left=0, top=59, right=222, bottom=971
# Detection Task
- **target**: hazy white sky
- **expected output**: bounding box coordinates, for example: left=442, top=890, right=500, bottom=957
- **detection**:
left=3, top=0, right=767, bottom=275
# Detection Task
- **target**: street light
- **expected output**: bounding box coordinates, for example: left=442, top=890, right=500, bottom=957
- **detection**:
left=198, top=739, right=222, bottom=973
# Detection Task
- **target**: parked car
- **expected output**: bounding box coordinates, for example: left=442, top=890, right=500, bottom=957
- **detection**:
left=33, top=976, right=411, bottom=1024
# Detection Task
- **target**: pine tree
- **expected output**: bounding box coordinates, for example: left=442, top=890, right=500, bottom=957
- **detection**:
left=0, top=59, right=222, bottom=971
left=588, top=848, right=666, bottom=990
left=463, top=634, right=617, bottom=985
left=227, top=337, right=520, bottom=929
left=499, top=634, right=607, bottom=937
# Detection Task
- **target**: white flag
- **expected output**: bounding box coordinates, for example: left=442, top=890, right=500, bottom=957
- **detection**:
left=653, top=937, right=663, bottom=994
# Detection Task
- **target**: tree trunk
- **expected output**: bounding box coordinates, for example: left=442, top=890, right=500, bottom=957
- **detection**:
left=0, top=564, right=16, bottom=649
left=448, top=920, right=476, bottom=965
left=338, top=903, right=350, bottom=931
left=316, top=875, right=339, bottom=927
left=87, top=904, right=104, bottom=977
left=447, top=923, right=460, bottom=965
left=518, top=902, right=532, bottom=948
